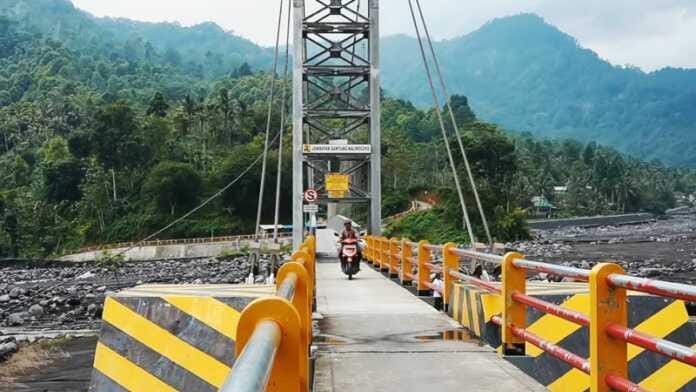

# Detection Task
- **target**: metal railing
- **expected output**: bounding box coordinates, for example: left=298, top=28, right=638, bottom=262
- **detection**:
left=364, top=235, right=696, bottom=392
left=220, top=236, right=316, bottom=392
left=71, top=234, right=292, bottom=254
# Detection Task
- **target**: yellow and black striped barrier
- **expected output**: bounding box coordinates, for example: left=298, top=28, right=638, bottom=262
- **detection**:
left=89, top=284, right=275, bottom=391
left=448, top=281, right=696, bottom=392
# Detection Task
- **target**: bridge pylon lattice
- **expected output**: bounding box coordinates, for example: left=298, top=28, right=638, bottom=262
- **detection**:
left=292, top=0, right=382, bottom=248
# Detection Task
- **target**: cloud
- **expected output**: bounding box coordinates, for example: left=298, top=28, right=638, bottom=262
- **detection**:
left=71, top=0, right=696, bottom=71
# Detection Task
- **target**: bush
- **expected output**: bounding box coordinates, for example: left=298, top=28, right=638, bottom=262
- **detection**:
left=492, top=208, right=530, bottom=241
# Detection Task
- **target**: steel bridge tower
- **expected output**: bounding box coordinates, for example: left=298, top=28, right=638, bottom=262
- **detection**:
left=293, top=0, right=381, bottom=248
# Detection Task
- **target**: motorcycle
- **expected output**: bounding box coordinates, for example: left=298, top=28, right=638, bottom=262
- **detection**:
left=339, top=238, right=361, bottom=280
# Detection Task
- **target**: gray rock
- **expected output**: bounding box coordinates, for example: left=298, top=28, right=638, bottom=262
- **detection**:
left=7, top=313, right=24, bottom=326
left=0, top=341, right=18, bottom=357
left=29, top=304, right=44, bottom=316
left=8, top=287, right=21, bottom=298
left=0, top=294, right=10, bottom=303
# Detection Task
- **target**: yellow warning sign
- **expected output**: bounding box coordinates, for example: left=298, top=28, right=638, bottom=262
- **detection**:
left=326, top=173, right=350, bottom=199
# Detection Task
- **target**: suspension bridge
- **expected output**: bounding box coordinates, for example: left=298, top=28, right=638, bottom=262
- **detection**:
left=76, top=1, right=696, bottom=391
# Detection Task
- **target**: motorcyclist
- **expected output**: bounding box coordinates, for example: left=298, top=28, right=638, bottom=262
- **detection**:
left=338, top=221, right=361, bottom=260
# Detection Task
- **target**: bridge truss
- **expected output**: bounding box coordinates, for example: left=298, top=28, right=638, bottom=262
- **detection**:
left=292, top=0, right=382, bottom=247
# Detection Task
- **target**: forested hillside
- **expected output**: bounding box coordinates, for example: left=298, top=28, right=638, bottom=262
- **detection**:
left=3, top=1, right=696, bottom=166
left=381, top=14, right=696, bottom=167
left=0, top=0, right=271, bottom=81
left=0, top=3, right=694, bottom=257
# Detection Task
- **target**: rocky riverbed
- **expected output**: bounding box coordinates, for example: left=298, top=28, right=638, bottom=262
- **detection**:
left=0, top=254, right=282, bottom=362
left=510, top=211, right=696, bottom=284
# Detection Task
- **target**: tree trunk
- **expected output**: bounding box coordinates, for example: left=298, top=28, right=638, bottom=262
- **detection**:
left=111, top=169, right=118, bottom=202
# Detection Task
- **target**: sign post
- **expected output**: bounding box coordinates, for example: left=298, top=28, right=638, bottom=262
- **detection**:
left=304, top=189, right=319, bottom=235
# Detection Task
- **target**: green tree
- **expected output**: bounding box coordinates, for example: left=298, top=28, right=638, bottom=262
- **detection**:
left=142, top=161, right=202, bottom=216
left=146, top=92, right=170, bottom=117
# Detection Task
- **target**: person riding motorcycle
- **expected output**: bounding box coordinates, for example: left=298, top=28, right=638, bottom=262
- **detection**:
left=339, top=221, right=360, bottom=249
left=338, top=221, right=361, bottom=256
left=338, top=221, right=361, bottom=276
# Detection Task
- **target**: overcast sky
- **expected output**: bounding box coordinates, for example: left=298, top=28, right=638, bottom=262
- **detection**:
left=71, top=0, right=696, bottom=71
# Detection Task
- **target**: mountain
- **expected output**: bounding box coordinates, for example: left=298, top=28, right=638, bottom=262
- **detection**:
left=1, top=2, right=695, bottom=166
left=0, top=0, right=272, bottom=79
left=381, top=14, right=696, bottom=167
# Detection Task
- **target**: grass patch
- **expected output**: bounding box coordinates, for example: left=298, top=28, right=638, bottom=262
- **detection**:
left=0, top=339, right=70, bottom=384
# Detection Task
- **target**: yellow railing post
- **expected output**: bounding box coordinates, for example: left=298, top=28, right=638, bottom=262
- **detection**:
left=501, top=251, right=526, bottom=355
left=376, top=237, right=383, bottom=268
left=292, top=251, right=314, bottom=299
left=277, top=262, right=311, bottom=351
left=235, top=297, right=306, bottom=392
left=363, top=235, right=372, bottom=263
left=442, top=243, right=458, bottom=312
left=400, top=239, right=413, bottom=286
left=417, top=240, right=431, bottom=296
left=590, top=263, right=627, bottom=392
left=380, top=237, right=389, bottom=272
left=389, top=238, right=399, bottom=278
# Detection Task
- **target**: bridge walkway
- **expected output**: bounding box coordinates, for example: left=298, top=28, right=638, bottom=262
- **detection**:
left=313, top=258, right=545, bottom=392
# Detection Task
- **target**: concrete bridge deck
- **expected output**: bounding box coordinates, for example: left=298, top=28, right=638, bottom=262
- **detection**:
left=313, top=259, right=545, bottom=392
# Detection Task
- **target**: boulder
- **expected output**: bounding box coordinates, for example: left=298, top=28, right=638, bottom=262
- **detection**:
left=29, top=304, right=44, bottom=316
left=7, top=313, right=24, bottom=326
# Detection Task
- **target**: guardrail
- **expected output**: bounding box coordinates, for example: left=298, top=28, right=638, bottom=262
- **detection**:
left=71, top=234, right=292, bottom=254
left=220, top=236, right=316, bottom=392
left=364, top=235, right=696, bottom=392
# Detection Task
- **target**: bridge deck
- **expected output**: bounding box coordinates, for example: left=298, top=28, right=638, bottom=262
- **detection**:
left=313, top=259, right=545, bottom=392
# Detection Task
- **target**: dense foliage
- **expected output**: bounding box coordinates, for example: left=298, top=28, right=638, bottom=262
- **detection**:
left=381, top=97, right=691, bottom=243
left=381, top=14, right=696, bottom=167
left=0, top=3, right=693, bottom=256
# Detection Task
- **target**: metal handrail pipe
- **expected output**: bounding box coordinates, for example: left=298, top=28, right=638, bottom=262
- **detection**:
left=276, top=273, right=298, bottom=301
left=219, top=320, right=281, bottom=392
left=449, top=248, right=503, bottom=264
left=425, top=262, right=442, bottom=273
left=423, top=280, right=443, bottom=294
left=605, top=373, right=649, bottom=392
left=448, top=270, right=501, bottom=294
left=424, top=243, right=443, bottom=251
left=607, top=274, right=696, bottom=302
left=606, top=323, right=696, bottom=367
left=491, top=316, right=590, bottom=374
left=511, top=292, right=589, bottom=327
left=512, top=259, right=590, bottom=281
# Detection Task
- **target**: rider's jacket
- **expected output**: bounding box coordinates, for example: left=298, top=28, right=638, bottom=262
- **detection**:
left=340, top=229, right=358, bottom=240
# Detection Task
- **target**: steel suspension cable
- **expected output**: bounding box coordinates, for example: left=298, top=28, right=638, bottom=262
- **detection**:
left=407, top=0, right=476, bottom=244
left=414, top=0, right=493, bottom=248
left=272, top=0, right=292, bottom=243
left=255, top=0, right=285, bottom=239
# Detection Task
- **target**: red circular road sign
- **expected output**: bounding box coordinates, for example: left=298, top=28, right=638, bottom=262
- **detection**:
left=304, top=189, right=319, bottom=203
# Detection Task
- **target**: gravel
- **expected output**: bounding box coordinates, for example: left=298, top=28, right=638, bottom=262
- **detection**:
left=508, top=212, right=696, bottom=284
left=0, top=254, right=285, bottom=333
